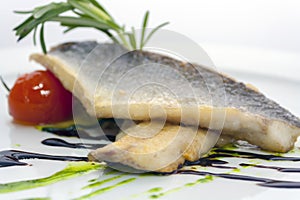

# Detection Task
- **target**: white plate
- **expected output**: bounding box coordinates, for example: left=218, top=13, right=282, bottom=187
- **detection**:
left=0, top=45, right=300, bottom=200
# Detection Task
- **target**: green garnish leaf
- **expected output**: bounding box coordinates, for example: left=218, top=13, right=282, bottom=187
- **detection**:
left=128, top=27, right=137, bottom=50
left=51, top=16, right=111, bottom=30
left=140, top=11, right=149, bottom=49
left=14, top=0, right=169, bottom=53
left=33, top=27, right=37, bottom=46
left=14, top=10, right=33, bottom=14
left=142, top=22, right=170, bottom=48
left=40, top=23, right=47, bottom=54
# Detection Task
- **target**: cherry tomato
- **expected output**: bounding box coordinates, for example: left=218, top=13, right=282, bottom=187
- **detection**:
left=8, top=70, right=72, bottom=124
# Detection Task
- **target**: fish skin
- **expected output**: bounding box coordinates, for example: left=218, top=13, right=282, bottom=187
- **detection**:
left=30, top=41, right=300, bottom=152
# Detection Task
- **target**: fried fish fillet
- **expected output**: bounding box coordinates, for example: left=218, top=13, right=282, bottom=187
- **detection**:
left=30, top=41, right=300, bottom=152
left=88, top=122, right=214, bottom=172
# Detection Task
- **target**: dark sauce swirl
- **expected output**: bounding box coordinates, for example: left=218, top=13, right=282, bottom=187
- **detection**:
left=177, top=170, right=300, bottom=188
left=0, top=150, right=87, bottom=168
left=41, top=138, right=106, bottom=149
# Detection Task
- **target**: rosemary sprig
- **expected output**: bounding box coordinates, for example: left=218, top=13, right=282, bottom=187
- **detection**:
left=14, top=0, right=169, bottom=53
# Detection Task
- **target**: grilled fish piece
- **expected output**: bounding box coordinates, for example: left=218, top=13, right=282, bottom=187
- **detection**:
left=88, top=121, right=234, bottom=172
left=30, top=41, right=300, bottom=152
left=88, top=122, right=213, bottom=172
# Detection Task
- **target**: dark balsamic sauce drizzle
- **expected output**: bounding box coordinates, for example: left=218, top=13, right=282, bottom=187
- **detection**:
left=45, top=129, right=116, bottom=142
left=41, top=138, right=106, bottom=149
left=211, top=149, right=300, bottom=161
left=184, top=158, right=236, bottom=169
left=240, top=163, right=300, bottom=173
left=156, top=148, right=300, bottom=189
left=182, top=149, right=300, bottom=171
left=177, top=170, right=300, bottom=188
left=0, top=150, right=87, bottom=168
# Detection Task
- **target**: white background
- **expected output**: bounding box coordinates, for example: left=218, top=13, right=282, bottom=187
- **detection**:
left=1, top=0, right=300, bottom=52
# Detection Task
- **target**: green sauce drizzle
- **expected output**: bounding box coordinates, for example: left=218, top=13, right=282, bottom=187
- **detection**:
left=129, top=186, right=163, bottom=199
left=147, top=187, right=164, bottom=193
left=150, top=175, right=213, bottom=199
left=0, top=162, right=103, bottom=194
left=82, top=174, right=125, bottom=189
left=75, top=178, right=136, bottom=200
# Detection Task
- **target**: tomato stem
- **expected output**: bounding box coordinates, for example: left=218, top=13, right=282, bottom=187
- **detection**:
left=0, top=76, right=11, bottom=92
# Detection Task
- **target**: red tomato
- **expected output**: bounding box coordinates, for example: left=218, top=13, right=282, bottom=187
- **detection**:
left=8, top=70, right=72, bottom=124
